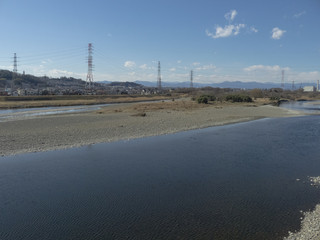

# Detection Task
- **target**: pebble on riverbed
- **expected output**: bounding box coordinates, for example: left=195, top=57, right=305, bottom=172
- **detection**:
left=309, top=176, right=320, bottom=188
left=283, top=176, right=320, bottom=240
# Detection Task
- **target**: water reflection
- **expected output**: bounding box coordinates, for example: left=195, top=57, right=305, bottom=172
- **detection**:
left=0, top=104, right=109, bottom=122
left=280, top=100, right=320, bottom=113
left=1, top=116, right=320, bottom=239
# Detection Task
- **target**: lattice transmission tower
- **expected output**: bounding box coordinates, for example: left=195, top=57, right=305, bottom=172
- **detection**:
left=281, top=70, right=285, bottom=89
left=11, top=53, right=18, bottom=90
left=157, top=61, right=162, bottom=89
left=13, top=53, right=18, bottom=74
left=85, top=43, right=94, bottom=90
left=190, top=70, right=193, bottom=88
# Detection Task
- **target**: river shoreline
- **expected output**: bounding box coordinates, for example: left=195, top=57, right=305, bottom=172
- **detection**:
left=284, top=176, right=320, bottom=240
left=1, top=100, right=320, bottom=239
left=0, top=100, right=306, bottom=157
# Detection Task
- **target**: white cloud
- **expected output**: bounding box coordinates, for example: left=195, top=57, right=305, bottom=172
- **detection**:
left=250, top=26, right=258, bottom=33
left=243, top=65, right=289, bottom=72
left=196, top=64, right=217, bottom=71
left=192, top=62, right=200, bottom=66
left=207, top=25, right=233, bottom=38
left=224, top=9, right=237, bottom=22
left=206, top=9, right=249, bottom=39
left=46, top=69, right=86, bottom=79
left=177, top=60, right=182, bottom=64
left=293, top=11, right=306, bottom=18
left=128, top=72, right=136, bottom=76
left=271, top=27, right=286, bottom=40
left=169, top=68, right=176, bottom=72
left=139, top=64, right=148, bottom=70
left=293, top=71, right=320, bottom=82
left=234, top=24, right=245, bottom=35
left=124, top=61, right=135, bottom=68
left=206, top=24, right=245, bottom=39
left=48, top=69, right=74, bottom=76
left=0, top=65, right=12, bottom=71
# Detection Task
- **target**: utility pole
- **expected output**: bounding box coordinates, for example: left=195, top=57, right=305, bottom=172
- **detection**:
left=85, top=43, right=94, bottom=91
left=157, top=61, right=162, bottom=89
left=281, top=70, right=285, bottom=89
left=190, top=70, right=193, bottom=88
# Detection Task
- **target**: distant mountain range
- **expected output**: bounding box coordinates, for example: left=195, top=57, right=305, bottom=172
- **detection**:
left=1, top=69, right=316, bottom=91
left=2, top=66, right=314, bottom=90
left=99, top=80, right=316, bottom=90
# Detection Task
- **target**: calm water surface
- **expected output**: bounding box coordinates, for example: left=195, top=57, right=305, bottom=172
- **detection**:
left=0, top=116, right=320, bottom=239
left=0, top=104, right=110, bottom=122
left=280, top=100, right=320, bottom=113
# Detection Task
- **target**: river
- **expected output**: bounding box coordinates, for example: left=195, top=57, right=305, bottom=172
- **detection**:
left=0, top=102, right=319, bottom=239
left=0, top=104, right=109, bottom=122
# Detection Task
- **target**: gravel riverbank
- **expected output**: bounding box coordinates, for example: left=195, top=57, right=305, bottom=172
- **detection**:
left=0, top=100, right=304, bottom=156
left=284, top=177, right=320, bottom=240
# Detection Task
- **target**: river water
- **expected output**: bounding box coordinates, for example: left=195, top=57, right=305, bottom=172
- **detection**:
left=0, top=104, right=109, bottom=122
left=0, top=103, right=320, bottom=239
left=280, top=100, right=320, bottom=113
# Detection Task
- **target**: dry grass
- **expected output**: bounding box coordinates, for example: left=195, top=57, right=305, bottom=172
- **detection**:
left=96, top=99, right=205, bottom=114
left=96, top=98, right=270, bottom=115
left=0, top=95, right=170, bottom=109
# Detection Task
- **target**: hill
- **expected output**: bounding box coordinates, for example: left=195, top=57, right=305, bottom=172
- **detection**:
left=0, top=69, right=85, bottom=89
left=108, top=81, right=144, bottom=88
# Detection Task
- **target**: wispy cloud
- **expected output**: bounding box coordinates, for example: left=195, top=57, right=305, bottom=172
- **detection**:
left=294, top=71, right=320, bottom=82
left=293, top=11, right=306, bottom=18
left=271, top=27, right=286, bottom=40
left=124, top=61, right=136, bottom=68
left=128, top=72, right=136, bottom=76
left=243, top=65, right=289, bottom=72
left=47, top=69, right=85, bottom=79
left=0, top=65, right=12, bottom=71
left=206, top=24, right=245, bottom=39
left=195, top=64, right=216, bottom=71
left=139, top=64, right=148, bottom=70
left=224, top=9, right=237, bottom=22
left=250, top=26, right=258, bottom=33
left=206, top=9, right=249, bottom=39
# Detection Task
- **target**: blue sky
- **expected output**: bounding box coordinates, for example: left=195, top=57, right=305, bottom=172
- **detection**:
left=0, top=0, right=319, bottom=85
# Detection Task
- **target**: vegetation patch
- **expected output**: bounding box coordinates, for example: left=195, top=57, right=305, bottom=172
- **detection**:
left=197, top=96, right=208, bottom=104
left=225, top=94, right=253, bottom=103
left=196, top=94, right=216, bottom=104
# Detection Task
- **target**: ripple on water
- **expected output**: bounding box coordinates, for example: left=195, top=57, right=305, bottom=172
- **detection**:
left=0, top=116, right=320, bottom=239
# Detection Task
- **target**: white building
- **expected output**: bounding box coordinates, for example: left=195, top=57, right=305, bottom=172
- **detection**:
left=303, top=86, right=316, bottom=92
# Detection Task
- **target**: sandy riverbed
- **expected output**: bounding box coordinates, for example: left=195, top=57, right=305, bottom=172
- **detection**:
left=0, top=99, right=305, bottom=156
